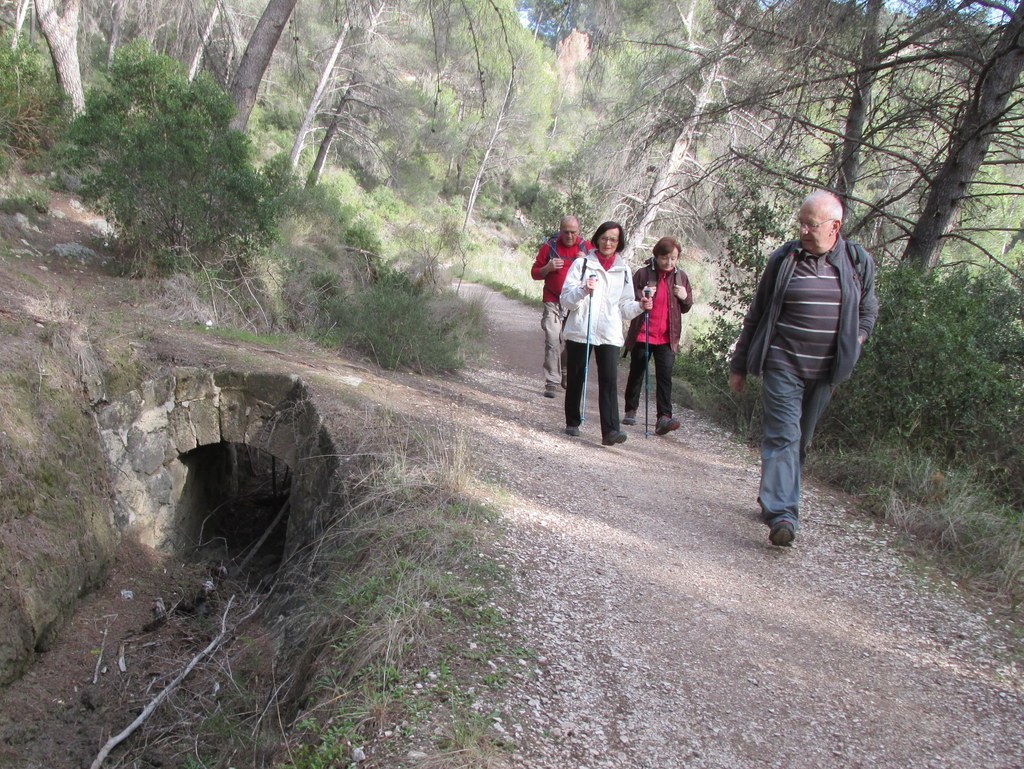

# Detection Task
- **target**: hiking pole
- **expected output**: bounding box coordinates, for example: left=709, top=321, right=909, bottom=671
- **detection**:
left=580, top=272, right=596, bottom=425
left=642, top=285, right=653, bottom=437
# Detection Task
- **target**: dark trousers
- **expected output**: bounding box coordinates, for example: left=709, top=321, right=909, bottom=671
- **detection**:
left=564, top=340, right=621, bottom=436
left=624, top=342, right=675, bottom=419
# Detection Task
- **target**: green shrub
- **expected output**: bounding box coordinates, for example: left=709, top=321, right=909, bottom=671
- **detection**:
left=823, top=265, right=1024, bottom=501
left=676, top=185, right=789, bottom=435
left=323, top=267, right=486, bottom=373
left=69, top=42, right=291, bottom=273
left=280, top=180, right=383, bottom=258
left=0, top=180, right=49, bottom=217
left=0, top=36, right=67, bottom=158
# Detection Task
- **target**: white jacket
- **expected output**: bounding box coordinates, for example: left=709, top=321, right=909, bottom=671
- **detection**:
left=560, top=251, right=644, bottom=347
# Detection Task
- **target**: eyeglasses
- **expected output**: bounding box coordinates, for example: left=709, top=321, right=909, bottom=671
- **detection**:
left=597, top=236, right=619, bottom=244
left=798, top=220, right=837, bottom=232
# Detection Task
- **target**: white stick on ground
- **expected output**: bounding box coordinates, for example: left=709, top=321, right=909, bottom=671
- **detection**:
left=89, top=596, right=236, bottom=769
left=92, top=625, right=108, bottom=685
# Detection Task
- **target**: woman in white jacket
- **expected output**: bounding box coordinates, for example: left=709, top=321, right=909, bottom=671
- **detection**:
left=560, top=221, right=652, bottom=445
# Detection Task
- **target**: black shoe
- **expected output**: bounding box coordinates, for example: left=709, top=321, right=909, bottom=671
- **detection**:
left=544, top=384, right=558, bottom=398
left=602, top=430, right=627, bottom=446
left=621, top=410, right=636, bottom=425
left=564, top=425, right=580, bottom=437
left=769, top=521, right=795, bottom=547
left=655, top=416, right=681, bottom=435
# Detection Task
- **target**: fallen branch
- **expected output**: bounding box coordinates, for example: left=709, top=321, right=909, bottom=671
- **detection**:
left=89, top=596, right=236, bottom=769
left=92, top=625, right=109, bottom=685
left=234, top=499, right=289, bottom=577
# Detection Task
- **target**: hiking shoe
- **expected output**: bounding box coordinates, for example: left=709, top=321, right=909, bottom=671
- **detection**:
left=602, top=430, right=627, bottom=446
left=655, top=416, right=681, bottom=436
left=544, top=383, right=559, bottom=398
left=621, top=410, right=637, bottom=425
left=564, top=425, right=580, bottom=437
left=769, top=521, right=795, bottom=547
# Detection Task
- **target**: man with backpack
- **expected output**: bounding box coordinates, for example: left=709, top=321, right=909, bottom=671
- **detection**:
left=531, top=216, right=592, bottom=398
left=729, top=190, right=879, bottom=547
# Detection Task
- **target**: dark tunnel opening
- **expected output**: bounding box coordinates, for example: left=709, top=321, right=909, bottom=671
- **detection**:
left=178, top=441, right=292, bottom=584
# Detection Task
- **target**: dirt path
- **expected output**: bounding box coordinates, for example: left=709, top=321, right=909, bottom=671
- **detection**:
left=1, top=189, right=1022, bottom=767
left=441, top=285, right=1024, bottom=769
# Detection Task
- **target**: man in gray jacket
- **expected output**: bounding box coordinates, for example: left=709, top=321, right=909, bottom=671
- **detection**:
left=729, top=191, right=879, bottom=547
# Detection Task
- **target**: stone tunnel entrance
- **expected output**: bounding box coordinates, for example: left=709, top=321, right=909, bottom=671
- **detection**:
left=97, top=368, right=342, bottom=576
left=178, top=441, right=292, bottom=583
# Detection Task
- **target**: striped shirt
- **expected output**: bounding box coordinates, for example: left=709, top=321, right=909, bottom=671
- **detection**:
left=765, top=250, right=841, bottom=380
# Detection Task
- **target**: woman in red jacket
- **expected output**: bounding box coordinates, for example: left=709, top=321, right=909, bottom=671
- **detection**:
left=621, top=237, right=694, bottom=435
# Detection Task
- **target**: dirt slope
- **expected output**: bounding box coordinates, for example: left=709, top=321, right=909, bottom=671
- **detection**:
left=0, top=191, right=1022, bottom=768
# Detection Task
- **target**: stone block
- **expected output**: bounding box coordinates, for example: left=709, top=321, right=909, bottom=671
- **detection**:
left=168, top=406, right=197, bottom=454
left=127, top=428, right=167, bottom=476
left=174, top=368, right=217, bottom=403
left=141, top=376, right=175, bottom=411
left=95, top=391, right=142, bottom=431
left=189, top=399, right=222, bottom=447
left=219, top=388, right=249, bottom=443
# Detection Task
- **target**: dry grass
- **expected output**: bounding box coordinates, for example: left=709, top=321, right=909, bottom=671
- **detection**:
left=274, top=415, right=514, bottom=768
left=860, top=454, right=1024, bottom=608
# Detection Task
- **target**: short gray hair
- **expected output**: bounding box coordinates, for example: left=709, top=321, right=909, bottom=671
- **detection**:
left=802, top=190, right=844, bottom=222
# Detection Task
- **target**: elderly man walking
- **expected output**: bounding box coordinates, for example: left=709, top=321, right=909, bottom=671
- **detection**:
left=530, top=216, right=591, bottom=398
left=729, top=191, right=879, bottom=547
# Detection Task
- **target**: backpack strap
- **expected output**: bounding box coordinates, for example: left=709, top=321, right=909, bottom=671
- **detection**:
left=546, top=236, right=588, bottom=262
left=545, top=237, right=560, bottom=263
left=846, top=241, right=870, bottom=286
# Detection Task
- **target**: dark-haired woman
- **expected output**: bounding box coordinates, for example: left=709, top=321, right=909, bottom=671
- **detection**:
left=560, top=221, right=652, bottom=446
left=621, top=236, right=694, bottom=435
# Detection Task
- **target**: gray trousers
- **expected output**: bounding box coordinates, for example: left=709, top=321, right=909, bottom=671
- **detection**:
left=758, top=366, right=834, bottom=530
left=541, top=302, right=566, bottom=386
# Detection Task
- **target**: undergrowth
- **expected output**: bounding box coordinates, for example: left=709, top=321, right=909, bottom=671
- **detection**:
left=809, top=445, right=1024, bottom=609
left=278, top=416, right=517, bottom=768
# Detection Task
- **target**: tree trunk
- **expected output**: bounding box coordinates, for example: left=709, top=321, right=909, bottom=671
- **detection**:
left=903, top=1, right=1024, bottom=271
left=219, top=0, right=243, bottom=83
left=11, top=0, right=32, bottom=49
left=834, top=0, right=882, bottom=211
left=306, top=87, right=353, bottom=187
left=228, top=0, right=299, bottom=132
left=289, top=20, right=351, bottom=170
left=105, top=0, right=126, bottom=70
left=463, top=66, right=515, bottom=230
left=189, top=3, right=220, bottom=81
left=34, top=0, right=85, bottom=114
left=621, top=24, right=734, bottom=262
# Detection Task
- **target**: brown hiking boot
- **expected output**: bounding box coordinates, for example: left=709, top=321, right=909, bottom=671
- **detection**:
left=655, top=416, right=681, bottom=436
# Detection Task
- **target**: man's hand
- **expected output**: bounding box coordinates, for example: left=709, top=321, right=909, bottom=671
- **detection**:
left=729, top=372, right=745, bottom=393
left=674, top=284, right=688, bottom=301
left=640, top=295, right=653, bottom=311
left=544, top=257, right=564, bottom=275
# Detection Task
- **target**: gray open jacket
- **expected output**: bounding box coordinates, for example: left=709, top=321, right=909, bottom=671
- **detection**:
left=729, top=236, right=880, bottom=385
